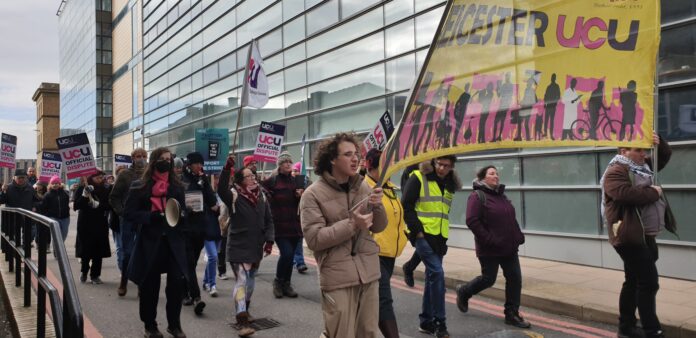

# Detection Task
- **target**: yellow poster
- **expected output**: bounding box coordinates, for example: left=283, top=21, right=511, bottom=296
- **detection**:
left=380, top=0, right=660, bottom=181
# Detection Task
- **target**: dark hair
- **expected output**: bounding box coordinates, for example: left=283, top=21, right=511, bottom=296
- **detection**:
left=135, top=147, right=182, bottom=189
left=476, top=165, right=497, bottom=180
left=436, top=155, right=457, bottom=165
left=233, top=168, right=249, bottom=185
left=313, top=132, right=360, bottom=176
left=364, top=148, right=382, bottom=171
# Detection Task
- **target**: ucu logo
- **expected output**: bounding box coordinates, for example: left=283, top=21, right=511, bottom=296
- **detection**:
left=57, top=138, right=74, bottom=146
left=43, top=162, right=61, bottom=169
left=61, top=146, right=91, bottom=160
left=556, top=15, right=639, bottom=51
left=1, top=144, right=15, bottom=152
left=248, top=58, right=262, bottom=89
left=44, top=154, right=58, bottom=160
left=259, top=135, right=281, bottom=146
left=261, top=123, right=275, bottom=132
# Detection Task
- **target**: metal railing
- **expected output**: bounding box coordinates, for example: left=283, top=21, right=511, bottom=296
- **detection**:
left=0, top=207, right=83, bottom=338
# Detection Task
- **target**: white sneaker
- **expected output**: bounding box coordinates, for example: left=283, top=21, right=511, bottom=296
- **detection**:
left=209, top=286, right=218, bottom=297
left=218, top=273, right=229, bottom=280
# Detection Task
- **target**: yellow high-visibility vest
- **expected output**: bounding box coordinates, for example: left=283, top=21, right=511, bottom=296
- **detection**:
left=412, top=170, right=453, bottom=238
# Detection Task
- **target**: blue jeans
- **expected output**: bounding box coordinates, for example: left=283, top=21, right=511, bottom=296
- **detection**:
left=119, top=216, right=137, bottom=269
left=293, top=239, right=305, bottom=267
left=112, top=230, right=123, bottom=271
left=50, top=217, right=70, bottom=242
left=202, top=240, right=220, bottom=288
left=415, top=237, right=446, bottom=325
left=276, top=237, right=300, bottom=282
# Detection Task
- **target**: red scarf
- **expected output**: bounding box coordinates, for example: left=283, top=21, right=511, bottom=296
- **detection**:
left=235, top=183, right=259, bottom=207
left=150, top=170, right=169, bottom=212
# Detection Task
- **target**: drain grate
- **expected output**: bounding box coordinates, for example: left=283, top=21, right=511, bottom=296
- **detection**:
left=230, top=317, right=281, bottom=331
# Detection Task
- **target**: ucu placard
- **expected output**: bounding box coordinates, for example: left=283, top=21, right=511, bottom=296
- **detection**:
left=39, top=151, right=63, bottom=182
left=253, top=121, right=286, bottom=163
left=56, top=133, right=97, bottom=179
left=0, top=133, right=17, bottom=169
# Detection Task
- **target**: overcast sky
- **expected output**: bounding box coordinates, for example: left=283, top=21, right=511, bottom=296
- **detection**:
left=0, top=1, right=60, bottom=158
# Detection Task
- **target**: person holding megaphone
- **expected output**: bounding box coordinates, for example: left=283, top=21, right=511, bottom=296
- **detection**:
left=124, top=147, right=188, bottom=338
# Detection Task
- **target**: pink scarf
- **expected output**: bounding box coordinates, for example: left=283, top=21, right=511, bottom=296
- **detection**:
left=235, top=183, right=259, bottom=207
left=150, top=170, right=169, bottom=212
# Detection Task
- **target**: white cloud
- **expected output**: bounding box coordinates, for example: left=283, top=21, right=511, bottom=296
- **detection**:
left=0, top=119, right=37, bottom=159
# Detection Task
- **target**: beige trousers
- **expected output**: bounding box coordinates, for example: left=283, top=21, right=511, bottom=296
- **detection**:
left=320, top=281, right=379, bottom=338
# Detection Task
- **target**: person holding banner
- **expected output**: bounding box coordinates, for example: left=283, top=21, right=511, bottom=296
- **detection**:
left=455, top=166, right=530, bottom=329
left=601, top=134, right=673, bottom=338
left=217, top=156, right=275, bottom=337
left=74, top=170, right=112, bottom=284
left=401, top=156, right=460, bottom=338
left=364, top=149, right=407, bottom=338
left=124, top=147, right=188, bottom=338
left=262, top=152, right=303, bottom=299
left=110, top=147, right=148, bottom=297
left=299, top=132, right=386, bottom=338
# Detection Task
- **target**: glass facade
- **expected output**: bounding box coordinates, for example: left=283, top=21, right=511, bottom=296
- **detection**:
left=137, top=1, right=696, bottom=249
left=59, top=0, right=114, bottom=171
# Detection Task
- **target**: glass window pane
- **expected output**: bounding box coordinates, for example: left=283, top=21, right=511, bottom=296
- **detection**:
left=286, top=116, right=308, bottom=143
left=385, top=0, right=414, bottom=25
left=306, top=0, right=338, bottom=36
left=387, top=94, right=408, bottom=123
left=219, top=52, right=237, bottom=77
left=658, top=85, right=696, bottom=141
left=523, top=153, right=596, bottom=185
left=268, top=72, right=285, bottom=97
left=284, top=43, right=306, bottom=66
left=386, top=53, right=416, bottom=92
left=656, top=147, right=696, bottom=184
left=657, top=191, right=696, bottom=242
left=284, top=16, right=305, bottom=47
left=415, top=7, right=445, bottom=47
left=309, top=98, right=385, bottom=138
left=661, top=0, right=696, bottom=25
left=452, top=190, right=522, bottom=227
left=659, top=24, right=696, bottom=83
left=307, top=64, right=385, bottom=111
left=306, top=6, right=383, bottom=57
left=203, top=62, right=218, bottom=84
left=286, top=88, right=309, bottom=116
left=415, top=0, right=445, bottom=12
left=259, top=28, right=283, bottom=55
left=205, top=110, right=236, bottom=130
left=283, top=0, right=304, bottom=21
left=265, top=53, right=284, bottom=74
left=307, top=32, right=385, bottom=84
left=385, top=19, right=415, bottom=58
left=524, top=191, right=599, bottom=234
left=457, top=158, right=521, bottom=186
left=341, top=0, right=380, bottom=18
left=284, top=62, right=307, bottom=91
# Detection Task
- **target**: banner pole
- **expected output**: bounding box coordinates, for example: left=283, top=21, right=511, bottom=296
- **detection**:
left=233, top=40, right=254, bottom=156
left=653, top=53, right=659, bottom=180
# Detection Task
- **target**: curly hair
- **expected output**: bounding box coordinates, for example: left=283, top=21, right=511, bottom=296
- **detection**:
left=476, top=165, right=497, bottom=181
left=313, top=132, right=360, bottom=176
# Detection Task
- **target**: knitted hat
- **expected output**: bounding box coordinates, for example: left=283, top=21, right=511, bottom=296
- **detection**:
left=243, top=155, right=256, bottom=168
left=13, top=169, right=27, bottom=177
left=186, top=152, right=204, bottom=165
left=173, top=157, right=184, bottom=169
left=276, top=151, right=293, bottom=166
left=292, top=162, right=302, bottom=172
left=49, top=176, right=62, bottom=185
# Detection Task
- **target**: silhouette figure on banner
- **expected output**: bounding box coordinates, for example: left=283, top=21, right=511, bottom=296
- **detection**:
left=406, top=72, right=434, bottom=156
left=619, top=80, right=638, bottom=141
left=561, top=78, right=583, bottom=140
left=417, top=80, right=449, bottom=152
left=543, top=74, right=561, bottom=140
left=516, top=76, right=537, bottom=141
left=476, top=82, right=495, bottom=144
left=588, top=81, right=611, bottom=140
left=452, top=83, right=471, bottom=146
left=493, top=73, right=514, bottom=141
left=437, top=98, right=454, bottom=149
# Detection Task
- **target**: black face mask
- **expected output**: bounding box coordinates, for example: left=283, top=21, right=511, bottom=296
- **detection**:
left=155, top=160, right=171, bottom=173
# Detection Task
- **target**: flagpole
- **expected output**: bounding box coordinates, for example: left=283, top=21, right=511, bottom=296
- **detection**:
left=652, top=52, right=659, bottom=180
left=232, top=39, right=255, bottom=155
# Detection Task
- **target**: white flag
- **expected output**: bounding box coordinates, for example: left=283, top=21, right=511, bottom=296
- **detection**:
left=241, top=40, right=268, bottom=108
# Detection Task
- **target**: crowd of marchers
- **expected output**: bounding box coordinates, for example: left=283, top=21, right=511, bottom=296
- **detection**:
left=0, top=131, right=672, bottom=338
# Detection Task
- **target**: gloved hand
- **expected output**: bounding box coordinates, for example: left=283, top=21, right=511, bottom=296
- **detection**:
left=82, top=187, right=92, bottom=198
left=263, top=241, right=273, bottom=256
left=88, top=199, right=100, bottom=209
left=223, top=156, right=236, bottom=171
left=150, top=212, right=164, bottom=224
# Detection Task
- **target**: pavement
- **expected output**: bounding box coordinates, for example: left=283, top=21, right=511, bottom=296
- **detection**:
left=392, top=245, right=696, bottom=338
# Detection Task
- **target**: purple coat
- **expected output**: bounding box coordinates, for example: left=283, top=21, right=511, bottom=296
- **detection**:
left=465, top=182, right=524, bottom=257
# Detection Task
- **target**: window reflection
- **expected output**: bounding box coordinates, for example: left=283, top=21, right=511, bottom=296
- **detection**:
left=306, top=7, right=383, bottom=57
left=661, top=0, right=696, bottom=24
left=306, top=0, right=339, bottom=36
left=386, top=53, right=416, bottom=92
left=659, top=24, right=696, bottom=83
left=658, top=85, right=696, bottom=141
left=415, top=6, right=445, bottom=47
left=307, top=64, right=386, bottom=112
left=307, top=32, right=384, bottom=84
left=309, top=98, right=385, bottom=138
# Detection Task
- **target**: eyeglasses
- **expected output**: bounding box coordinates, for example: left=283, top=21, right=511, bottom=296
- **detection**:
left=340, top=152, right=361, bottom=160
left=435, top=162, right=452, bottom=169
left=243, top=174, right=256, bottom=179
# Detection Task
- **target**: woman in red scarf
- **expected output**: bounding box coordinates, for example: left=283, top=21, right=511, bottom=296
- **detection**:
left=124, top=147, right=188, bottom=338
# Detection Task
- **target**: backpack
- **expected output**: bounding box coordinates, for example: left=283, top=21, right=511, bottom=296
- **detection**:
left=475, top=190, right=486, bottom=223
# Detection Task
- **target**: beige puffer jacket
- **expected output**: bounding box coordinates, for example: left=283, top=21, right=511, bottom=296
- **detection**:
left=300, top=172, right=387, bottom=291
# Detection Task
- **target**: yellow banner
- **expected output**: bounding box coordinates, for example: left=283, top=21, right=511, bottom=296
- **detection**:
left=379, top=0, right=660, bottom=181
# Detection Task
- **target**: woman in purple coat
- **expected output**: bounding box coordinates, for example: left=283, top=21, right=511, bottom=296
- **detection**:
left=454, top=165, right=531, bottom=329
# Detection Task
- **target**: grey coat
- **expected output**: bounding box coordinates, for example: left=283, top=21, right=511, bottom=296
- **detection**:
left=218, top=169, right=274, bottom=264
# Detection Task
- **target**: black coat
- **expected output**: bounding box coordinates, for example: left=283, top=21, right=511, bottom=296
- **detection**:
left=125, top=180, right=188, bottom=286
left=74, top=185, right=112, bottom=259
left=40, top=189, right=70, bottom=219
left=0, top=182, right=38, bottom=210
left=218, top=169, right=274, bottom=264
left=181, top=169, right=220, bottom=240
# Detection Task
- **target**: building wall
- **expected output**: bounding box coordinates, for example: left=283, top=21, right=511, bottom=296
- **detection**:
left=125, top=0, right=696, bottom=278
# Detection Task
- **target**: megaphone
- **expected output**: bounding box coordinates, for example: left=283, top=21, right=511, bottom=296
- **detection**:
left=165, top=198, right=181, bottom=227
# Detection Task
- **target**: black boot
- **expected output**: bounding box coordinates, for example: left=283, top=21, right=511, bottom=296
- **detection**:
left=505, top=310, right=531, bottom=329
left=273, top=279, right=283, bottom=298
left=166, top=326, right=186, bottom=338
left=282, top=280, right=298, bottom=298
left=144, top=324, right=163, bottom=338
left=402, top=263, right=415, bottom=288
left=455, top=283, right=471, bottom=313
